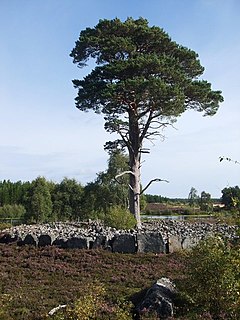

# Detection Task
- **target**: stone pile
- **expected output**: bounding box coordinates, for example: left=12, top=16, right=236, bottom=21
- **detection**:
left=141, top=219, right=238, bottom=252
left=0, top=219, right=238, bottom=253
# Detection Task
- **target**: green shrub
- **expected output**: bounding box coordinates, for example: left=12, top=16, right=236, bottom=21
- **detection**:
left=48, top=282, right=132, bottom=320
left=183, top=208, right=196, bottom=215
left=0, top=222, right=12, bottom=230
left=68, top=282, right=106, bottom=320
left=88, top=206, right=137, bottom=230
left=0, top=204, right=26, bottom=219
left=0, top=294, right=14, bottom=320
left=214, top=210, right=240, bottom=225
left=182, top=237, right=240, bottom=319
left=103, top=205, right=136, bottom=229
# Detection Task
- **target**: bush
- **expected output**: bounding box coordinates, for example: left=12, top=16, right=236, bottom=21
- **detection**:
left=214, top=210, right=240, bottom=225
left=0, top=204, right=26, bottom=219
left=183, top=207, right=203, bottom=215
left=67, top=282, right=106, bottom=320
left=48, top=281, right=132, bottom=320
left=103, top=206, right=137, bottom=229
left=181, top=237, right=240, bottom=319
left=0, top=294, right=14, bottom=320
left=87, top=205, right=137, bottom=229
left=0, top=222, right=12, bottom=230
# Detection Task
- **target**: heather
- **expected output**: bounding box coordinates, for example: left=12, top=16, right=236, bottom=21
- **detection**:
left=0, top=244, right=186, bottom=320
left=1, top=233, right=240, bottom=319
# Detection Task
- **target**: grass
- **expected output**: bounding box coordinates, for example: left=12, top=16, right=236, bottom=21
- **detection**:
left=0, top=243, right=187, bottom=320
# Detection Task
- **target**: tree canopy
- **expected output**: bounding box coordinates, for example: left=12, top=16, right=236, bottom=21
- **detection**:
left=81, top=150, right=130, bottom=214
left=221, top=186, right=240, bottom=209
left=72, top=17, right=223, bottom=226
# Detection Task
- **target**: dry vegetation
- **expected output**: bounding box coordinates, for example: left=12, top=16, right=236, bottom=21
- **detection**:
left=0, top=243, right=186, bottom=319
left=1, top=232, right=239, bottom=319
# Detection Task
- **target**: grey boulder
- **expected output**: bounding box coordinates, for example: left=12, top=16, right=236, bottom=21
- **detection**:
left=134, top=278, right=176, bottom=319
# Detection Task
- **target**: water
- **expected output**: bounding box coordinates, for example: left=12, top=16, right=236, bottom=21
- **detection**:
left=141, top=214, right=214, bottom=221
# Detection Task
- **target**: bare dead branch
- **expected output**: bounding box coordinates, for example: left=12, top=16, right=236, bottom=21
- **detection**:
left=115, top=171, right=135, bottom=179
left=49, top=305, right=67, bottom=316
left=114, top=171, right=135, bottom=191
left=144, top=132, right=166, bottom=143
left=140, top=150, right=150, bottom=154
left=145, top=130, right=162, bottom=137
left=140, top=178, right=169, bottom=195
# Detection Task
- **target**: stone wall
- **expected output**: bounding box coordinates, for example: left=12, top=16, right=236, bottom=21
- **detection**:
left=0, top=220, right=238, bottom=253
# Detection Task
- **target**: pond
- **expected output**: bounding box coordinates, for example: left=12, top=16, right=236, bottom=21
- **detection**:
left=141, top=214, right=214, bottom=221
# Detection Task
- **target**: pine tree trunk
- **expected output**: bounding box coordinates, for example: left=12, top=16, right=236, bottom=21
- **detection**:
left=128, top=109, right=142, bottom=228
left=129, top=155, right=141, bottom=227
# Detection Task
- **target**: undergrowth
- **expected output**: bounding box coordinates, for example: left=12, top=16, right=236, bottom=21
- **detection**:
left=0, top=244, right=185, bottom=320
left=0, top=235, right=239, bottom=319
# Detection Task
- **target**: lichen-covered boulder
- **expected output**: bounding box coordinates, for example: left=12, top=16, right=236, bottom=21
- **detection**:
left=137, top=232, right=165, bottom=253
left=91, top=235, right=107, bottom=249
left=38, top=234, right=53, bottom=247
left=112, top=234, right=136, bottom=253
left=181, top=235, right=201, bottom=250
left=168, top=235, right=183, bottom=253
left=134, top=278, right=176, bottom=319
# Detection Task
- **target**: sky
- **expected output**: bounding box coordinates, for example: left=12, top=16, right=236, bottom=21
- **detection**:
left=0, top=0, right=239, bottom=198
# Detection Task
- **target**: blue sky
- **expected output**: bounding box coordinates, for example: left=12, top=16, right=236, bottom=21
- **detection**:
left=0, top=0, right=239, bottom=198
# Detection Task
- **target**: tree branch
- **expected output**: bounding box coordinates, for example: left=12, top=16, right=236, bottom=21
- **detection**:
left=117, top=126, right=131, bottom=150
left=115, top=171, right=135, bottom=179
left=140, top=178, right=169, bottom=195
left=114, top=171, right=135, bottom=191
left=49, top=305, right=67, bottom=316
left=139, top=110, right=154, bottom=144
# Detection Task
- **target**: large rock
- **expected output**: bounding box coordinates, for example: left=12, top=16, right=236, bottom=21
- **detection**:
left=38, top=234, right=53, bottom=247
left=167, top=235, right=183, bottom=253
left=0, top=233, right=17, bottom=244
left=137, top=232, right=165, bottom=253
left=112, top=234, right=136, bottom=253
left=52, top=238, right=68, bottom=248
left=168, top=235, right=202, bottom=252
left=134, top=278, right=176, bottom=319
left=91, top=235, right=108, bottom=249
left=23, top=234, right=38, bottom=246
left=65, top=237, right=88, bottom=249
left=181, top=235, right=201, bottom=250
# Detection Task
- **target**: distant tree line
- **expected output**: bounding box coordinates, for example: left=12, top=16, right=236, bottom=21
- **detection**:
left=144, top=194, right=169, bottom=203
left=0, top=177, right=84, bottom=223
left=0, top=151, right=141, bottom=225
left=187, top=186, right=240, bottom=212
left=0, top=153, right=238, bottom=223
left=146, top=186, right=240, bottom=213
